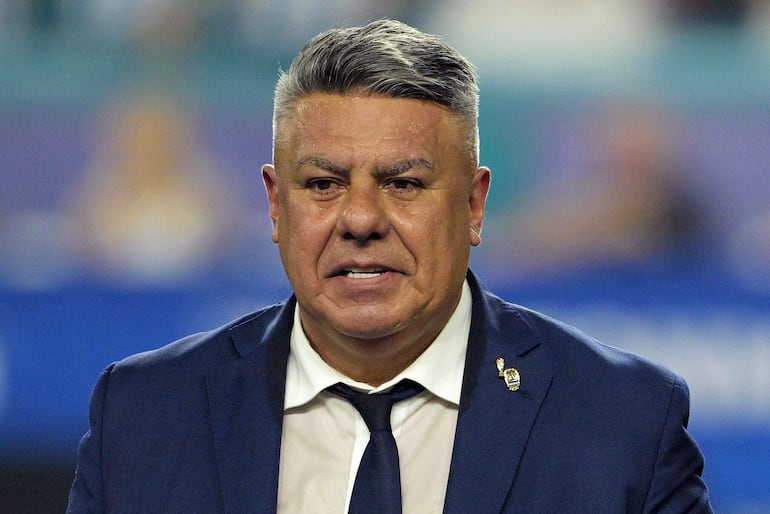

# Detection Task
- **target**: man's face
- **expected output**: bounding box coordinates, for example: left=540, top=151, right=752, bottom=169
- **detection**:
left=263, top=93, right=489, bottom=374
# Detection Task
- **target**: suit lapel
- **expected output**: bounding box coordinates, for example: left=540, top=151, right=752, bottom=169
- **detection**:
left=206, top=300, right=294, bottom=514
left=444, top=274, right=553, bottom=514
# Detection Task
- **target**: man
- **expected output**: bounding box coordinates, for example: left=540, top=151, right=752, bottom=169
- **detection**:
left=68, top=19, right=713, bottom=513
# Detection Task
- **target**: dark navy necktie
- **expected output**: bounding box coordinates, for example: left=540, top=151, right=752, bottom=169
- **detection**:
left=327, top=380, right=424, bottom=514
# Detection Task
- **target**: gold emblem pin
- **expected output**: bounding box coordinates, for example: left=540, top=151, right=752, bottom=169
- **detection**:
left=496, top=357, right=520, bottom=391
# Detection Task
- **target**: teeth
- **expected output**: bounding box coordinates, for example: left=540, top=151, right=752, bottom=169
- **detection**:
left=345, top=268, right=385, bottom=278
left=347, top=272, right=381, bottom=278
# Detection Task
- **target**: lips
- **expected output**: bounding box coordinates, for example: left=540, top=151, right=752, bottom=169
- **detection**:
left=343, top=267, right=387, bottom=278
left=330, top=264, right=396, bottom=278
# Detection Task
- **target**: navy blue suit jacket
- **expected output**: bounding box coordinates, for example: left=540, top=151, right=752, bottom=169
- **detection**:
left=67, top=272, right=712, bottom=513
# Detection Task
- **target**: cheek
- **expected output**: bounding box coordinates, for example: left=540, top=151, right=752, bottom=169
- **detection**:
left=401, top=200, right=469, bottom=259
left=280, top=201, right=333, bottom=260
left=281, top=196, right=315, bottom=236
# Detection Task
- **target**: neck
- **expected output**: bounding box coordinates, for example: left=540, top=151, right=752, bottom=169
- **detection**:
left=301, top=315, right=451, bottom=387
left=313, top=338, right=431, bottom=387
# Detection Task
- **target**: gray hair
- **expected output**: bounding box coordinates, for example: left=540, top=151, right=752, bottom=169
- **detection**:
left=272, top=19, right=480, bottom=161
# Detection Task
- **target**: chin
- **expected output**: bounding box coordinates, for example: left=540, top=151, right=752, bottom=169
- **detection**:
left=333, top=314, right=409, bottom=342
left=337, top=324, right=402, bottom=342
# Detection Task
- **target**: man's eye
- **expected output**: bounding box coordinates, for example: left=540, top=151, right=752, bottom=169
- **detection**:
left=392, top=179, right=411, bottom=189
left=308, top=179, right=338, bottom=193
left=387, top=178, right=420, bottom=193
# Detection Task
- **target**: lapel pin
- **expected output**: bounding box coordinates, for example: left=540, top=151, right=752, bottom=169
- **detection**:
left=496, top=357, right=521, bottom=391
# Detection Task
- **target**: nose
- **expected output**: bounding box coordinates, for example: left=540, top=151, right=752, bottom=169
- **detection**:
left=337, top=182, right=390, bottom=242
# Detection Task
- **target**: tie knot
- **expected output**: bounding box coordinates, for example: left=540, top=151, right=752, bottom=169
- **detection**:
left=327, top=380, right=424, bottom=432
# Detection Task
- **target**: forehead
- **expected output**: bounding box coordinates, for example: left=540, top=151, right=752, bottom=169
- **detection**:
left=275, top=93, right=467, bottom=160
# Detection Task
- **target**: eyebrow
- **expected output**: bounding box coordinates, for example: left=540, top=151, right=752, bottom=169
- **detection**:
left=297, top=156, right=348, bottom=175
left=379, top=158, right=434, bottom=177
left=297, top=156, right=434, bottom=178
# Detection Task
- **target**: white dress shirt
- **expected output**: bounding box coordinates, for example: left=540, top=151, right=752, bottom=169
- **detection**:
left=276, top=281, right=472, bottom=514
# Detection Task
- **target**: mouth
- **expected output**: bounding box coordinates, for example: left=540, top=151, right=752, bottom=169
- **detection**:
left=340, top=267, right=389, bottom=279
left=342, top=268, right=388, bottom=279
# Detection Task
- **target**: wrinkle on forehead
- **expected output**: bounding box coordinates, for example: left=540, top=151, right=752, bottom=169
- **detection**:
left=274, top=93, right=475, bottom=172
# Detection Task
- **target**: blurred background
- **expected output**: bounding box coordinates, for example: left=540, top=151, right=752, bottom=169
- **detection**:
left=1, top=0, right=769, bottom=512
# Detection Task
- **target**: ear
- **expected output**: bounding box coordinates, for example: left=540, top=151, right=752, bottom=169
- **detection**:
left=262, top=164, right=280, bottom=244
left=469, top=166, right=491, bottom=247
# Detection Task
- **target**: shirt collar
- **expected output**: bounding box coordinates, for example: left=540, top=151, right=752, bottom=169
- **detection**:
left=284, top=280, right=472, bottom=409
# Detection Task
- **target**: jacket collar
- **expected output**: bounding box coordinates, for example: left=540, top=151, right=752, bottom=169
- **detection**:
left=443, top=271, right=553, bottom=514
left=206, top=298, right=294, bottom=514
